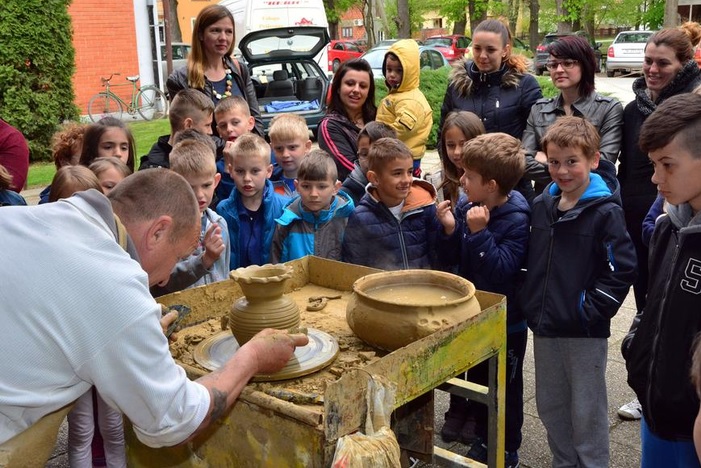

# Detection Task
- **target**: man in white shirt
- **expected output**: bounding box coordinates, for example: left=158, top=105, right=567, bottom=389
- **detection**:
left=0, top=169, right=307, bottom=448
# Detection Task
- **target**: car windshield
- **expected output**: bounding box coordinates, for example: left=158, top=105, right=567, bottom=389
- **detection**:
left=425, top=38, right=452, bottom=47
left=363, top=49, right=387, bottom=69
left=616, top=33, right=652, bottom=44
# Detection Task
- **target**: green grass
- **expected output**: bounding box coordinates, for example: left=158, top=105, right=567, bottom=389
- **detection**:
left=127, top=119, right=170, bottom=155
left=26, top=162, right=56, bottom=188
left=27, top=119, right=171, bottom=188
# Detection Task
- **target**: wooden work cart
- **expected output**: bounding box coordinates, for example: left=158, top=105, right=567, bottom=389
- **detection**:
left=124, top=256, right=506, bottom=467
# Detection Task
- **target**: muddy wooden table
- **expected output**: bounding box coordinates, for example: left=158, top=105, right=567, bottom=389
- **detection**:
left=124, top=256, right=506, bottom=467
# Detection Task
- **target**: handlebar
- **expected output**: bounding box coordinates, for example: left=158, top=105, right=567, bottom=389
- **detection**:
left=100, top=73, right=121, bottom=85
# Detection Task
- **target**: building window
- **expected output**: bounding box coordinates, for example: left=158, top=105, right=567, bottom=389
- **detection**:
left=431, top=18, right=443, bottom=29
left=342, top=27, right=353, bottom=38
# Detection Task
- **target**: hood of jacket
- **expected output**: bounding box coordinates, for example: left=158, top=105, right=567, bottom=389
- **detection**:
left=276, top=190, right=354, bottom=226
left=448, top=58, right=523, bottom=97
left=667, top=203, right=701, bottom=230
left=383, top=39, right=420, bottom=93
left=366, top=178, right=436, bottom=212
left=542, top=158, right=621, bottom=213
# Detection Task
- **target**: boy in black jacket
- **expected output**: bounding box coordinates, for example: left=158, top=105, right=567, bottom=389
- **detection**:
left=521, top=116, right=636, bottom=467
left=623, top=93, right=701, bottom=467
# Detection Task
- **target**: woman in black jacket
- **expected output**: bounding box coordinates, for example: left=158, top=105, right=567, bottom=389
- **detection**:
left=166, top=5, right=263, bottom=136
left=439, top=18, right=542, bottom=203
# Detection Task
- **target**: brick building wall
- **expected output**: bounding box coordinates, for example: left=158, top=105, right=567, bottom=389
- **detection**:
left=337, top=7, right=367, bottom=41
left=68, top=0, right=140, bottom=114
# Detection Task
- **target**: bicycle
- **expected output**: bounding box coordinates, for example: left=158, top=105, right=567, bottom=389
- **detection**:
left=87, top=73, right=169, bottom=122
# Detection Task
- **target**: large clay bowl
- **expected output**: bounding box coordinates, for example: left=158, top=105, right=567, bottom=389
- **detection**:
left=346, top=270, right=480, bottom=351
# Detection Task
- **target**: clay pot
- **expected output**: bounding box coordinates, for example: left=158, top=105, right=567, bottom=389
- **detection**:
left=346, top=270, right=480, bottom=351
left=226, top=264, right=300, bottom=345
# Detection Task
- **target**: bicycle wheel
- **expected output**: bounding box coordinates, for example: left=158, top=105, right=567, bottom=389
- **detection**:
left=87, top=92, right=124, bottom=122
left=137, top=86, right=169, bottom=120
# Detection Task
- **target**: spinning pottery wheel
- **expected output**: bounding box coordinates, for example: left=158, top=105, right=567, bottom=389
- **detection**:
left=193, top=328, right=340, bottom=381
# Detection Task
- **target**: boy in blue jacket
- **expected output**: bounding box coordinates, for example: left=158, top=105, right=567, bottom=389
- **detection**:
left=436, top=132, right=530, bottom=467
left=521, top=116, right=636, bottom=467
left=341, top=138, right=440, bottom=270
left=271, top=149, right=354, bottom=263
left=216, top=134, right=289, bottom=270
left=623, top=93, right=701, bottom=467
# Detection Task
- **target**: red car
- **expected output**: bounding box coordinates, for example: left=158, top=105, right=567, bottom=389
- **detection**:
left=328, top=40, right=364, bottom=72
left=423, top=35, right=471, bottom=63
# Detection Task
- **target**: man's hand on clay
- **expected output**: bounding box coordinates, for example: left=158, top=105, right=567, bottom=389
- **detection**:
left=244, top=329, right=309, bottom=374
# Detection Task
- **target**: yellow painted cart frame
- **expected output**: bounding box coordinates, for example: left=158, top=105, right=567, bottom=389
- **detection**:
left=125, top=256, right=505, bottom=467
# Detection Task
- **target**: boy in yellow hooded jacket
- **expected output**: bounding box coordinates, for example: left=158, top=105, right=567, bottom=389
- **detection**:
left=377, top=39, right=433, bottom=176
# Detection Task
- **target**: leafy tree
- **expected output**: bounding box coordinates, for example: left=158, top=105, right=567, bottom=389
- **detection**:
left=0, top=0, right=78, bottom=162
left=324, top=0, right=362, bottom=40
left=643, top=0, right=664, bottom=29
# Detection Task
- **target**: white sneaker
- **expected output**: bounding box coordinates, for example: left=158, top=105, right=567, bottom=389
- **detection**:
left=617, top=398, right=642, bottom=420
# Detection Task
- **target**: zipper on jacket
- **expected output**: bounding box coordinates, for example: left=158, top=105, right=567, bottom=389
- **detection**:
left=536, top=224, right=556, bottom=331
left=645, top=229, right=681, bottom=433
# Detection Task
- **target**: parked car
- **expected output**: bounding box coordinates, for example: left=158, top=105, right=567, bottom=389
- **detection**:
left=423, top=35, right=471, bottom=63
left=155, top=42, right=191, bottom=83
left=606, top=31, right=654, bottom=77
left=327, top=39, right=364, bottom=72
left=360, top=44, right=450, bottom=78
left=533, top=32, right=602, bottom=75
left=239, top=26, right=330, bottom=137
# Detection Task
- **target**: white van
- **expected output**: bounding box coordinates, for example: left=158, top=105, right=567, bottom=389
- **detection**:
left=219, top=0, right=329, bottom=70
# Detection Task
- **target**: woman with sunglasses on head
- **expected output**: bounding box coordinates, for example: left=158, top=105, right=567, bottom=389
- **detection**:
left=521, top=34, right=623, bottom=197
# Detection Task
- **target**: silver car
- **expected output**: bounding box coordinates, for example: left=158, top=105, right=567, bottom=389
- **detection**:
left=606, top=31, right=654, bottom=77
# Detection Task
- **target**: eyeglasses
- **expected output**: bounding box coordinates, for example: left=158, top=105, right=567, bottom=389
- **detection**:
left=545, top=59, right=579, bottom=71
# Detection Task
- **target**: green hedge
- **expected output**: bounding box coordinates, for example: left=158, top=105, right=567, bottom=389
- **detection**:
left=0, top=0, right=79, bottom=162
left=375, top=68, right=559, bottom=149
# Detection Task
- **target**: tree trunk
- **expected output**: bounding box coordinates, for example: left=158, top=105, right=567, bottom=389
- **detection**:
left=507, top=0, right=518, bottom=33
left=169, top=0, right=182, bottom=42
left=529, top=0, right=539, bottom=50
left=555, top=0, right=572, bottom=33
left=327, top=0, right=338, bottom=40
left=364, top=0, right=376, bottom=47
left=396, top=0, right=410, bottom=38
left=453, top=15, right=467, bottom=35
left=664, top=0, right=680, bottom=27
left=468, top=0, right=488, bottom=36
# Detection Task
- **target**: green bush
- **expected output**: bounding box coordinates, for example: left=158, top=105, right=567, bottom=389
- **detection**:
left=374, top=67, right=558, bottom=149
left=535, top=75, right=559, bottom=99
left=0, top=0, right=79, bottom=162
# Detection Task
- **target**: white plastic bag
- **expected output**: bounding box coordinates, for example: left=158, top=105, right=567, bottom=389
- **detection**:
left=331, top=375, right=401, bottom=468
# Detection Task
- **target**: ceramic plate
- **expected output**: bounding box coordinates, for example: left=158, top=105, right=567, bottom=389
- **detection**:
left=193, top=328, right=339, bottom=381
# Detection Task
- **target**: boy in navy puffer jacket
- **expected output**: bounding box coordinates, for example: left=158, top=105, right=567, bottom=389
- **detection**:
left=341, top=138, right=440, bottom=270
left=521, top=116, right=636, bottom=467
left=436, top=132, right=530, bottom=467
